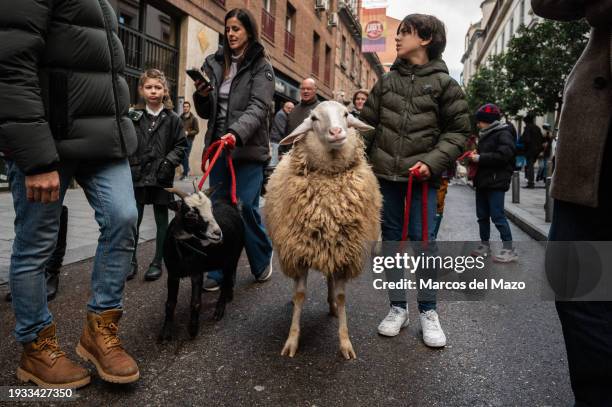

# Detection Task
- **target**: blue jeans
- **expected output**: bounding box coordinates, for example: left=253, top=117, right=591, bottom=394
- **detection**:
left=181, top=137, right=194, bottom=176
left=475, top=189, right=513, bottom=249
left=379, top=178, right=438, bottom=313
left=7, top=159, right=137, bottom=343
left=207, top=152, right=272, bottom=282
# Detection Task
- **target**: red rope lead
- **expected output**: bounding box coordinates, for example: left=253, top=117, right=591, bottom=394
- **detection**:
left=401, top=168, right=429, bottom=243
left=197, top=138, right=238, bottom=205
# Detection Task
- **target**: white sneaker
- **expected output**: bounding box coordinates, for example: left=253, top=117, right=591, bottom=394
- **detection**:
left=419, top=310, right=446, bottom=347
left=471, top=243, right=491, bottom=257
left=377, top=306, right=409, bottom=337
left=493, top=249, right=518, bottom=263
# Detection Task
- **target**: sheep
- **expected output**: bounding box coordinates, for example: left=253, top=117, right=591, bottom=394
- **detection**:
left=264, top=101, right=382, bottom=359
left=158, top=187, right=244, bottom=341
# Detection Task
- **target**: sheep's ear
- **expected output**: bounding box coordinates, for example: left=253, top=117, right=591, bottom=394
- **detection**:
left=347, top=115, right=374, bottom=131
left=279, top=117, right=312, bottom=145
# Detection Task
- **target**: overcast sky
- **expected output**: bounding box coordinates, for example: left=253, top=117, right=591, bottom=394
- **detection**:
left=387, top=0, right=483, bottom=81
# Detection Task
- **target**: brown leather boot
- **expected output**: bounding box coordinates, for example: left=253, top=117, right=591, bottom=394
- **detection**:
left=76, top=310, right=139, bottom=384
left=17, top=323, right=90, bottom=388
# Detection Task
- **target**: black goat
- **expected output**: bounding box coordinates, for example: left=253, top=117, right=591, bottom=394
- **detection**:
left=159, top=188, right=244, bottom=341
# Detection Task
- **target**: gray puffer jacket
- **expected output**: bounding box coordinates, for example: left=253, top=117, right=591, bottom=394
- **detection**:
left=0, top=0, right=136, bottom=175
left=193, top=42, right=275, bottom=164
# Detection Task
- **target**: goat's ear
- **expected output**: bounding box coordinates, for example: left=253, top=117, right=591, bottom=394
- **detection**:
left=279, top=117, right=312, bottom=146
left=347, top=114, right=374, bottom=131
left=168, top=199, right=182, bottom=212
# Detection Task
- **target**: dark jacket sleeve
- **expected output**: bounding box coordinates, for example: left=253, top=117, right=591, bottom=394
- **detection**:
left=420, top=78, right=470, bottom=176
left=359, top=79, right=383, bottom=152
left=269, top=110, right=287, bottom=143
left=227, top=60, right=275, bottom=145
left=531, top=0, right=586, bottom=20
left=0, top=0, right=59, bottom=175
left=187, top=116, right=199, bottom=137
left=165, top=115, right=188, bottom=166
left=479, top=130, right=516, bottom=168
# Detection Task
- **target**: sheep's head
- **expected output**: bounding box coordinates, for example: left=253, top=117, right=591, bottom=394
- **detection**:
left=166, top=188, right=223, bottom=246
left=280, top=101, right=373, bottom=152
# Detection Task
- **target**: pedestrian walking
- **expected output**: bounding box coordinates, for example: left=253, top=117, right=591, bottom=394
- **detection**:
left=536, top=123, right=554, bottom=182
left=180, top=101, right=199, bottom=180
left=350, top=89, right=369, bottom=119
left=468, top=104, right=518, bottom=262
left=0, top=0, right=140, bottom=387
left=128, top=69, right=187, bottom=282
left=532, top=2, right=612, bottom=406
left=193, top=8, right=275, bottom=291
left=269, top=101, right=294, bottom=165
left=360, top=13, right=470, bottom=347
left=521, top=115, right=543, bottom=188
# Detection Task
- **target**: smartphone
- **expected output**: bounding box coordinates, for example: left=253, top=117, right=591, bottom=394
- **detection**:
left=186, top=68, right=212, bottom=89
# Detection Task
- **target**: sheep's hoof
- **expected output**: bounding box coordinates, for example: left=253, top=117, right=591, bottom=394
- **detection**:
left=158, top=325, right=174, bottom=343
left=281, top=337, right=299, bottom=358
left=339, top=339, right=356, bottom=360
left=213, top=304, right=225, bottom=321
left=328, top=302, right=338, bottom=318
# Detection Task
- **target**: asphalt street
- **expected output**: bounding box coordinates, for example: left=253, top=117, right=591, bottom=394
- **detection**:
left=0, top=184, right=572, bottom=406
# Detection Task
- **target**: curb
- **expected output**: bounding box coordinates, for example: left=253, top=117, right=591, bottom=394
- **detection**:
left=504, top=205, right=548, bottom=241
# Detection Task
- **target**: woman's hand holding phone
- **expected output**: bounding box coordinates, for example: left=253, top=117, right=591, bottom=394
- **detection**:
left=195, top=80, right=212, bottom=97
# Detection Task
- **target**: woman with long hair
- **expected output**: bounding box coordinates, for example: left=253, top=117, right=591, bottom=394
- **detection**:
left=193, top=8, right=275, bottom=290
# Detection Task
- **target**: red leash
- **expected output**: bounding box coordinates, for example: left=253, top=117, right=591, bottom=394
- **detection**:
left=198, top=138, right=238, bottom=205
left=401, top=168, right=429, bottom=242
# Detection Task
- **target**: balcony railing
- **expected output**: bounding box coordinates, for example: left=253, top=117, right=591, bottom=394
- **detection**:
left=261, top=9, right=275, bottom=42
left=284, top=30, right=295, bottom=58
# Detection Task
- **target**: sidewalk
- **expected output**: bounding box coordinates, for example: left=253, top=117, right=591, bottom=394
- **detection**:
left=0, top=178, right=200, bottom=287
left=504, top=181, right=550, bottom=241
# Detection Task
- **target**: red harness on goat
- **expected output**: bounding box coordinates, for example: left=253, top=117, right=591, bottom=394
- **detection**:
left=197, top=138, right=238, bottom=205
left=401, top=168, right=429, bottom=243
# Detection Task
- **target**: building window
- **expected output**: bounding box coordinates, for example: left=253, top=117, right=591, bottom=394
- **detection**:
left=350, top=48, right=355, bottom=76
left=520, top=0, right=525, bottom=26
left=509, top=16, right=514, bottom=36
left=312, top=32, right=320, bottom=77
left=284, top=3, right=296, bottom=58
left=501, top=31, right=505, bottom=51
left=324, top=45, right=332, bottom=85
left=262, top=0, right=275, bottom=42
left=340, top=35, right=347, bottom=70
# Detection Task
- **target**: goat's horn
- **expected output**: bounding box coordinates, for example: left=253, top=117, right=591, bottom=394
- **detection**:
left=165, top=187, right=189, bottom=199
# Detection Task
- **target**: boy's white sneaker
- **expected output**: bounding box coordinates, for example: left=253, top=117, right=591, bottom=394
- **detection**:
left=493, top=249, right=519, bottom=263
left=419, top=310, right=447, bottom=348
left=377, top=306, right=409, bottom=337
left=471, top=244, right=491, bottom=257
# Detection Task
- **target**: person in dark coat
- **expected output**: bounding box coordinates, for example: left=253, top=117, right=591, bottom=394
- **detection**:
left=0, top=0, right=139, bottom=387
left=533, top=2, right=612, bottom=406
left=180, top=101, right=199, bottom=180
left=128, top=69, right=187, bottom=281
left=193, top=8, right=275, bottom=290
left=521, top=115, right=543, bottom=188
left=468, top=104, right=517, bottom=262
left=350, top=89, right=369, bottom=118
left=269, top=101, right=294, bottom=165
left=278, top=78, right=320, bottom=156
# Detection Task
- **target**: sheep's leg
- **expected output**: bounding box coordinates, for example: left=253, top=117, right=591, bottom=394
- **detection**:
left=159, top=272, right=180, bottom=342
left=281, top=271, right=308, bottom=358
left=327, top=274, right=338, bottom=317
left=335, top=275, right=356, bottom=360
left=188, top=272, right=204, bottom=338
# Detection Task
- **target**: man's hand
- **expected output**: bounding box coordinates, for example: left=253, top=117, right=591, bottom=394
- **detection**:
left=25, top=171, right=60, bottom=203
left=409, top=161, right=431, bottom=180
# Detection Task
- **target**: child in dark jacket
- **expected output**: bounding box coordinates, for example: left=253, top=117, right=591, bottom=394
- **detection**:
left=128, top=69, right=187, bottom=281
left=468, top=103, right=517, bottom=262
left=360, top=14, right=470, bottom=348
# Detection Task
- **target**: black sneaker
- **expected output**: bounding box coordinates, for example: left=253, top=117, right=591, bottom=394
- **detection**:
left=255, top=253, right=274, bottom=283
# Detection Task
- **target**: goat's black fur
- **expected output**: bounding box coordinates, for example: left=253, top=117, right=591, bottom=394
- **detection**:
left=159, top=197, right=244, bottom=341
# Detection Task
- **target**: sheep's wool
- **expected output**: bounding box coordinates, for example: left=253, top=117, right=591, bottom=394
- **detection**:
left=264, top=131, right=382, bottom=279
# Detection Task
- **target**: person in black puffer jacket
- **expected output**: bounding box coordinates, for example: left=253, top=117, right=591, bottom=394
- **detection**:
left=128, top=69, right=187, bottom=282
left=468, top=104, right=517, bottom=263
left=0, top=0, right=139, bottom=388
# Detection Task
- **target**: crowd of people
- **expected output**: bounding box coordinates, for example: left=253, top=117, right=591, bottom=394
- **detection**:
left=0, top=1, right=610, bottom=405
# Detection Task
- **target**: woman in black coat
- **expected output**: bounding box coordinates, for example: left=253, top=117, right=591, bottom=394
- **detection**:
left=129, top=69, right=187, bottom=281
left=468, top=104, right=517, bottom=263
left=193, top=8, right=275, bottom=290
